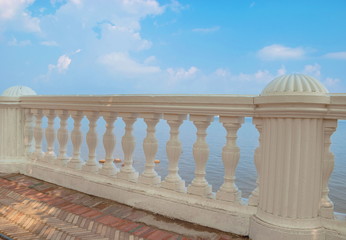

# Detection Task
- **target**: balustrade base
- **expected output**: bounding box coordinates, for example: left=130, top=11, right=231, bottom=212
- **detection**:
left=82, top=163, right=100, bottom=173
left=249, top=216, right=325, bottom=240
left=99, top=167, right=118, bottom=176
left=67, top=160, right=83, bottom=170
left=320, top=207, right=335, bottom=219
left=248, top=192, right=259, bottom=206
left=138, top=174, right=161, bottom=186
left=117, top=171, right=139, bottom=182
left=161, top=179, right=186, bottom=193
left=187, top=184, right=213, bottom=198
left=216, top=189, right=241, bottom=202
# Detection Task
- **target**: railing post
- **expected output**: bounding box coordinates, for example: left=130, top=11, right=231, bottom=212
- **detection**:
left=24, top=109, right=34, bottom=159
left=56, top=110, right=70, bottom=166
left=320, top=119, right=337, bottom=218
left=83, top=111, right=100, bottom=173
left=67, top=111, right=84, bottom=170
left=138, top=113, right=162, bottom=185
left=99, top=112, right=118, bottom=176
left=33, top=109, right=44, bottom=161
left=43, top=109, right=57, bottom=163
left=118, top=113, right=138, bottom=182
left=161, top=113, right=187, bottom=193
left=250, top=74, right=331, bottom=240
left=216, top=116, right=243, bottom=202
left=188, top=114, right=213, bottom=198
left=249, top=117, right=263, bottom=206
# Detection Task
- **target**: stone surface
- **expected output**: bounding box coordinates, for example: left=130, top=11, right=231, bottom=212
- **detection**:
left=0, top=173, right=248, bottom=240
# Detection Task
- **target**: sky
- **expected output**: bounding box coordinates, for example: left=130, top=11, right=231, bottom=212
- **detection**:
left=0, top=0, right=345, bottom=95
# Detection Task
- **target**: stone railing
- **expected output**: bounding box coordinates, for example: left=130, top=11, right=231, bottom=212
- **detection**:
left=0, top=74, right=345, bottom=240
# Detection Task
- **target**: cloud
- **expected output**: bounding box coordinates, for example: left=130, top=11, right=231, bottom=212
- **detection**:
left=8, top=37, right=31, bottom=46
left=258, top=44, right=306, bottom=60
left=41, top=41, right=58, bottom=46
left=277, top=65, right=286, bottom=75
left=303, top=63, right=321, bottom=77
left=192, top=26, right=220, bottom=33
left=99, top=52, right=161, bottom=75
left=49, top=55, right=72, bottom=73
left=0, top=0, right=40, bottom=32
left=324, top=51, right=346, bottom=60
left=167, top=66, right=198, bottom=79
left=324, top=77, right=340, bottom=87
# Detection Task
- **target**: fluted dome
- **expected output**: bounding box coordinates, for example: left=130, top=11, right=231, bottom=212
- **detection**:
left=2, top=86, right=37, bottom=97
left=261, top=74, right=328, bottom=96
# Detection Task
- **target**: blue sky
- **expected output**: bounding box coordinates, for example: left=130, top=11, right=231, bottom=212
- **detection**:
left=1, top=0, right=345, bottom=95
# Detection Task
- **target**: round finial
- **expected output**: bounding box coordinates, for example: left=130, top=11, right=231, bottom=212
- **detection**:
left=261, top=74, right=328, bottom=96
left=2, top=86, right=37, bottom=97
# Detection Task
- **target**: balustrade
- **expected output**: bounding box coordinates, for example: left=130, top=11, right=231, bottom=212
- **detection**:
left=2, top=73, right=346, bottom=240
left=99, top=112, right=118, bottom=176
left=117, top=113, right=138, bottom=182
left=216, top=116, right=243, bottom=202
left=56, top=110, right=69, bottom=166
left=68, top=111, right=84, bottom=170
left=43, top=109, right=56, bottom=163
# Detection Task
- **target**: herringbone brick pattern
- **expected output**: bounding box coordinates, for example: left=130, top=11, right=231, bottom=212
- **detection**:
left=0, top=173, right=248, bottom=240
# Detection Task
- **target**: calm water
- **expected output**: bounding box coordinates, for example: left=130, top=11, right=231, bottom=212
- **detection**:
left=46, top=117, right=346, bottom=213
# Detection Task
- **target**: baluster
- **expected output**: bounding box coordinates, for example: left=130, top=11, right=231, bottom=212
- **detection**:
left=161, top=114, right=187, bottom=192
left=320, top=119, right=337, bottom=218
left=43, top=109, right=56, bottom=163
left=187, top=115, right=213, bottom=197
left=216, top=116, right=243, bottom=202
left=83, top=112, right=100, bottom=173
left=138, top=113, right=162, bottom=185
left=117, top=113, right=138, bottom=181
left=249, top=118, right=263, bottom=206
left=67, top=111, right=84, bottom=170
left=57, top=110, right=70, bottom=166
left=24, top=109, right=34, bottom=159
left=99, top=112, right=118, bottom=176
left=33, top=109, right=44, bottom=161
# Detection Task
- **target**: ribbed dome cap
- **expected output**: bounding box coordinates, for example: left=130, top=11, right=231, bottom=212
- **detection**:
left=2, top=86, right=37, bottom=97
left=261, top=74, right=328, bottom=96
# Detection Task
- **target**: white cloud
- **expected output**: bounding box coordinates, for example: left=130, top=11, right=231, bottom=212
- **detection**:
left=41, top=41, right=58, bottom=46
left=0, top=0, right=40, bottom=32
left=49, top=55, right=72, bottom=73
left=215, top=68, right=229, bottom=77
left=258, top=44, right=306, bottom=60
left=8, top=37, right=31, bottom=46
left=324, top=77, right=340, bottom=87
left=324, top=51, right=346, bottom=59
left=99, top=52, right=161, bottom=75
left=303, top=63, right=321, bottom=77
left=192, top=26, right=220, bottom=33
left=277, top=65, right=286, bottom=75
left=167, top=66, right=198, bottom=79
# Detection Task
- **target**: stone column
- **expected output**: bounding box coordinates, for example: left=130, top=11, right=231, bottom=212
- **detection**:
left=250, top=74, right=331, bottom=240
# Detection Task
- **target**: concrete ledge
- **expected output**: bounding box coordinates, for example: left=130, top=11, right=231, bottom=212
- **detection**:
left=23, top=162, right=255, bottom=236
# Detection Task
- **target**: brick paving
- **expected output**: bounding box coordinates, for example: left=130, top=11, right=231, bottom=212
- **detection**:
left=0, top=173, right=248, bottom=240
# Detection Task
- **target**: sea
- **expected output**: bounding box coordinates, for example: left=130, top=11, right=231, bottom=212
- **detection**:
left=46, top=117, right=346, bottom=214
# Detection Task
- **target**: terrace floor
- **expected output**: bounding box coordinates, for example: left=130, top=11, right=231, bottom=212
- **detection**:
left=0, top=173, right=248, bottom=240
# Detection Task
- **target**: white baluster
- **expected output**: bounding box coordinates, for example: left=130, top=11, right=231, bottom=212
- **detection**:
left=216, top=117, right=243, bottom=202
left=99, top=112, right=118, bottom=176
left=33, top=109, right=44, bottom=161
left=188, top=115, right=213, bottom=197
left=161, top=114, right=187, bottom=192
left=83, top=112, right=100, bottom=173
left=67, top=111, right=84, bottom=170
left=320, top=119, right=337, bottom=218
left=138, top=113, right=162, bottom=185
left=117, top=113, right=138, bottom=182
left=249, top=118, right=263, bottom=206
left=43, top=109, right=56, bottom=163
left=57, top=110, right=70, bottom=166
left=24, top=109, right=34, bottom=159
